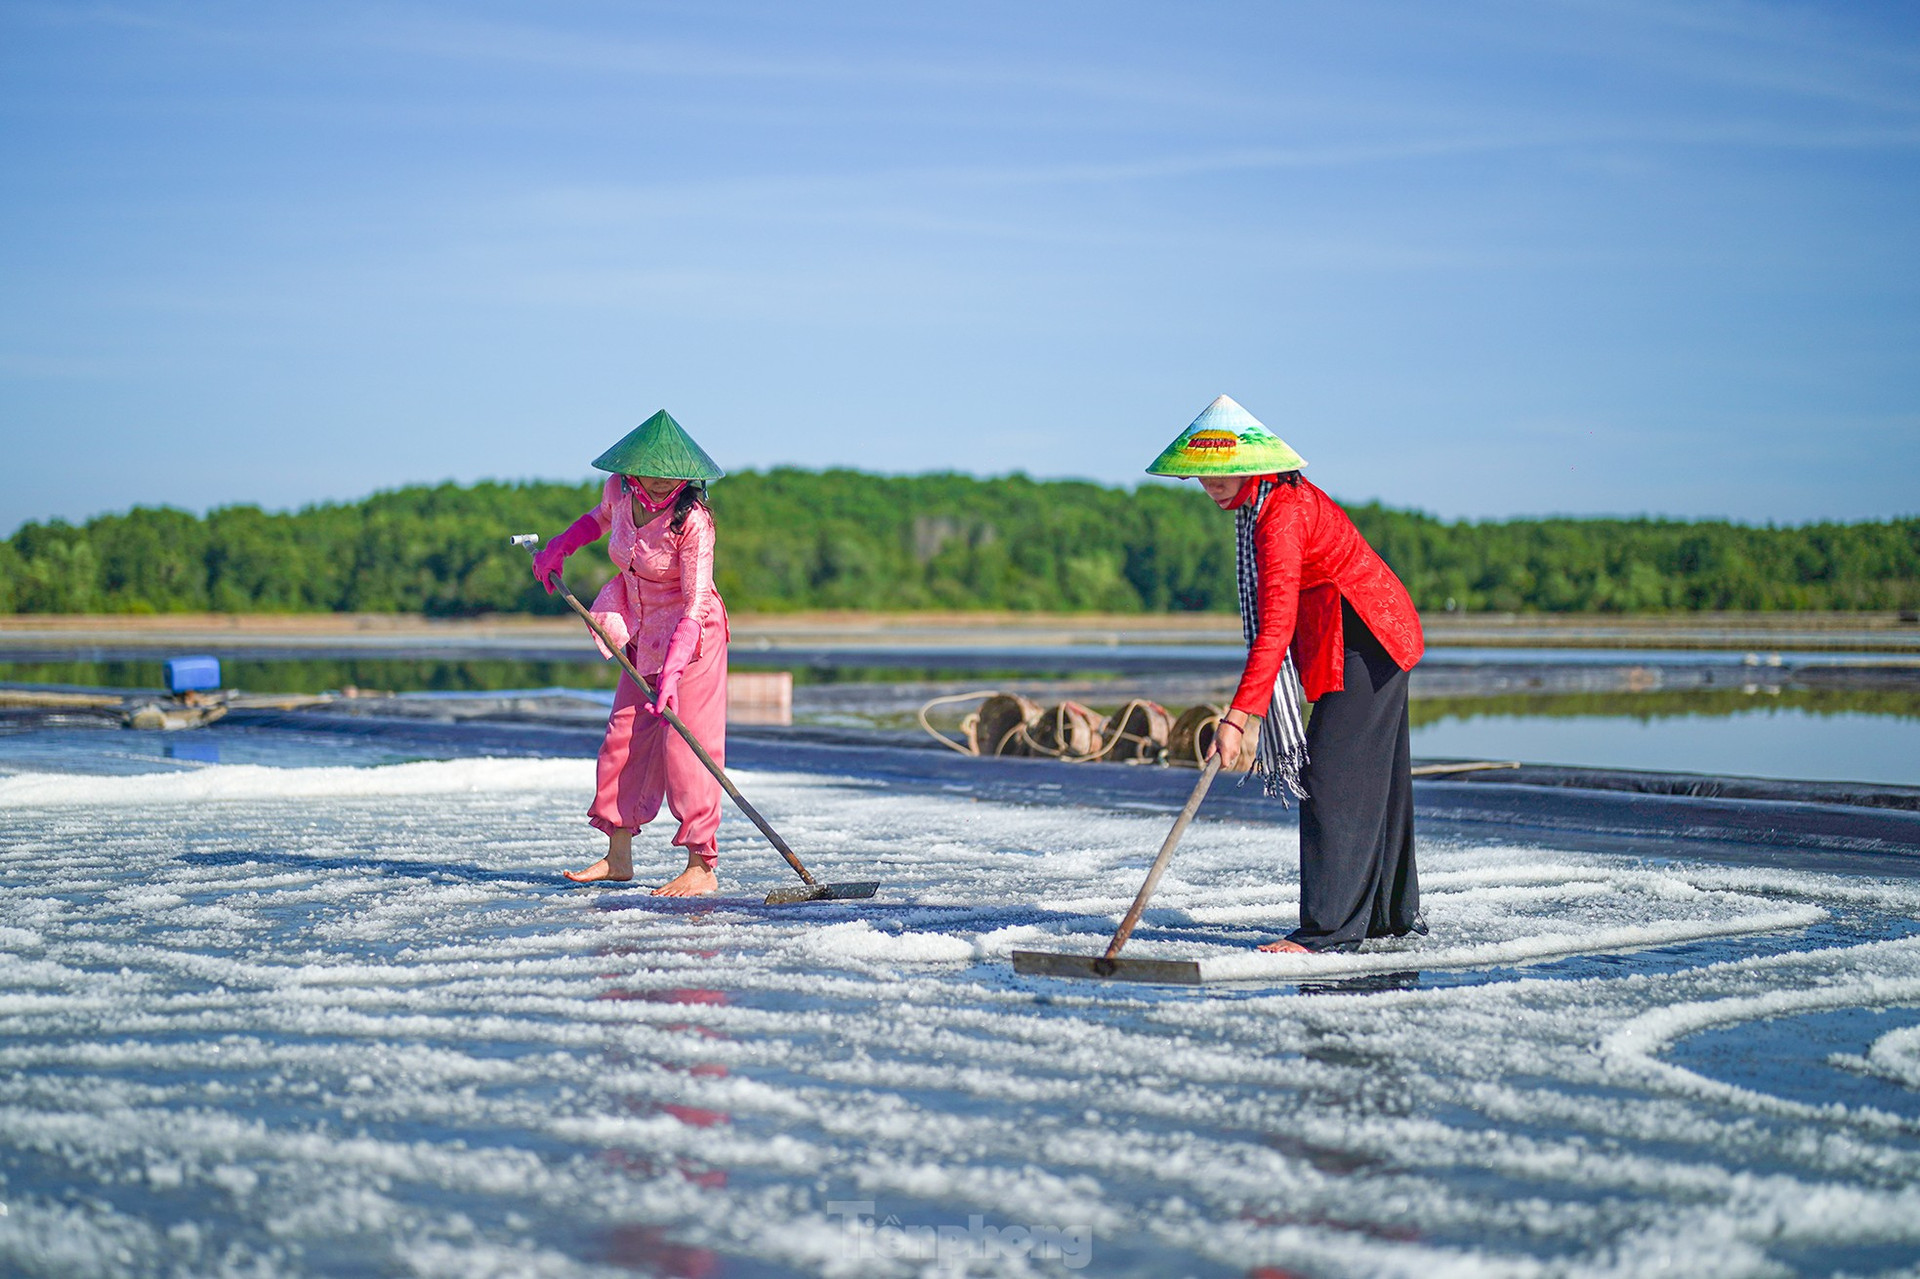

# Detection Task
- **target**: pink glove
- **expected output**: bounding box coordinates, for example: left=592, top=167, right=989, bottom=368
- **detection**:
left=653, top=617, right=700, bottom=716
left=653, top=669, right=682, bottom=718
left=531, top=512, right=602, bottom=593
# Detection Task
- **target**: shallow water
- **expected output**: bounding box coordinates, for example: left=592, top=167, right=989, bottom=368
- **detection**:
left=1409, top=705, right=1920, bottom=786
left=5, top=644, right=1915, bottom=695
left=2, top=746, right=1919, bottom=1277
left=15, top=649, right=1920, bottom=790
left=0, top=723, right=460, bottom=775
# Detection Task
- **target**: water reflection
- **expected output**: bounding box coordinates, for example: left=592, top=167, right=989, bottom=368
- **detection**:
left=9, top=654, right=1918, bottom=786
left=0, top=656, right=620, bottom=695
left=1409, top=685, right=1920, bottom=726
left=1296, top=970, right=1421, bottom=996
left=594, top=975, right=730, bottom=1278
left=0, top=657, right=1114, bottom=694
left=8, top=657, right=1917, bottom=718
left=164, top=736, right=221, bottom=764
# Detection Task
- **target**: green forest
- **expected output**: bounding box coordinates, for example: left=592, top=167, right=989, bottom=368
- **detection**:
left=3, top=469, right=1915, bottom=616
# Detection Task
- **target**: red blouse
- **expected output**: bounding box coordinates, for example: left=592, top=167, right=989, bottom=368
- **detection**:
left=1228, top=475, right=1425, bottom=715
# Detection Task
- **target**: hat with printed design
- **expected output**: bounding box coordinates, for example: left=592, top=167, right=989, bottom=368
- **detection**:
left=1145, top=395, right=1306, bottom=477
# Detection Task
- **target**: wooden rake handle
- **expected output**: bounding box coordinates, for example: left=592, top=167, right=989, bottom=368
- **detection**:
left=1102, top=754, right=1222, bottom=962
left=529, top=548, right=819, bottom=888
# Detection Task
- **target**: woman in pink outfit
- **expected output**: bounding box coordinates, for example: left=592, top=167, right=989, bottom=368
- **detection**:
left=531, top=412, right=730, bottom=896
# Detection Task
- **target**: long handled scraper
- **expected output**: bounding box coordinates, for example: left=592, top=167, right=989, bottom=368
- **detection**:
left=512, top=534, right=877, bottom=905
left=1011, top=755, right=1222, bottom=984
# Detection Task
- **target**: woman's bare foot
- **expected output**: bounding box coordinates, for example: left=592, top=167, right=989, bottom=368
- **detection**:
left=565, top=830, right=634, bottom=883
left=652, top=854, right=718, bottom=898
left=1257, top=939, right=1312, bottom=954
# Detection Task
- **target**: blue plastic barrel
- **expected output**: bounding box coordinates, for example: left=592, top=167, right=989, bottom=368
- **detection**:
left=164, top=656, right=222, bottom=694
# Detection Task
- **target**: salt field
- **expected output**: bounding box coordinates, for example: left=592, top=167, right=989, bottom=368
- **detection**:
left=3, top=744, right=1920, bottom=1277
left=10, top=0, right=1919, bottom=1272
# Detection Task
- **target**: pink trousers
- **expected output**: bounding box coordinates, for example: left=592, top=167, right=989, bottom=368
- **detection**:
left=588, top=639, right=727, bottom=867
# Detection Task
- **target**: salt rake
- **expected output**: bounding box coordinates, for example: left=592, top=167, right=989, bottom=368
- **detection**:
left=511, top=534, right=878, bottom=905
left=1011, top=754, right=1221, bottom=985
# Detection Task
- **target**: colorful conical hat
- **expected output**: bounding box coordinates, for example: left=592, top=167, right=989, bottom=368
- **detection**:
left=591, top=410, right=725, bottom=480
left=1145, top=395, right=1306, bottom=477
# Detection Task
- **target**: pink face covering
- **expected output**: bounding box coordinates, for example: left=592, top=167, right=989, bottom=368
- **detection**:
left=624, top=476, right=688, bottom=512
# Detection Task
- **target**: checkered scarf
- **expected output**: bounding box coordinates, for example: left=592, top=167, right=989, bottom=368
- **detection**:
left=1235, top=478, right=1310, bottom=801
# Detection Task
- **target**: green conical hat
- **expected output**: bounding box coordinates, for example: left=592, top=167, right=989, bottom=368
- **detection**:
left=591, top=410, right=725, bottom=480
left=1145, top=395, right=1307, bottom=477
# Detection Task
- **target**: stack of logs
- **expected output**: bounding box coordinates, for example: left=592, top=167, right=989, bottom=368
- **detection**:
left=947, top=693, right=1260, bottom=770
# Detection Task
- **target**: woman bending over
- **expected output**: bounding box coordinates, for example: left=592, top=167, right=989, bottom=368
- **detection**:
left=1147, top=396, right=1426, bottom=953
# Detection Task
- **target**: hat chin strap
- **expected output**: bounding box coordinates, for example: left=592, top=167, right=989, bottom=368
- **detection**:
left=626, top=477, right=688, bottom=512
left=1221, top=474, right=1268, bottom=509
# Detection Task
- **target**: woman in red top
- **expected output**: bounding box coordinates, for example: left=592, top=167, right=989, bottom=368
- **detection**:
left=1148, top=396, right=1426, bottom=953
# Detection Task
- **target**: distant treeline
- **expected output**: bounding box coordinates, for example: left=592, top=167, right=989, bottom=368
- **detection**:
left=3, top=469, right=1915, bottom=615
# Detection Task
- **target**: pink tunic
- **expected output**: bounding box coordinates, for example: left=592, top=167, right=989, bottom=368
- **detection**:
left=585, top=476, right=727, bottom=671
left=577, top=478, right=730, bottom=864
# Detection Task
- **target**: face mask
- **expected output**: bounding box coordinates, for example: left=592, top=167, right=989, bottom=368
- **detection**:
left=626, top=477, right=688, bottom=512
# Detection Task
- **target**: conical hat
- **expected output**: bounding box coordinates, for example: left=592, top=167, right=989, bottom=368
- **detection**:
left=1145, top=395, right=1306, bottom=477
left=591, top=410, right=725, bottom=480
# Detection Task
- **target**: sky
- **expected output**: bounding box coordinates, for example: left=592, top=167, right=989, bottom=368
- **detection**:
left=1, top=0, right=1916, bottom=534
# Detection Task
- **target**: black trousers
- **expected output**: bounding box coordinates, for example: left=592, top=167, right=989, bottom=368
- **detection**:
left=1286, top=601, right=1421, bottom=951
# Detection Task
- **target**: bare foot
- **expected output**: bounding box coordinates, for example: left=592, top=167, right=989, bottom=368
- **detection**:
left=564, top=857, right=633, bottom=883
left=652, top=857, right=718, bottom=897
left=565, top=831, right=634, bottom=883
left=1257, top=939, right=1312, bottom=954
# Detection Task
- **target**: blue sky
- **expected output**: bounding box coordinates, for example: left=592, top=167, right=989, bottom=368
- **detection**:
left=2, top=0, right=1915, bottom=533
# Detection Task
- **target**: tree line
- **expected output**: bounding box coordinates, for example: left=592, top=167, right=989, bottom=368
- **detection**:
left=3, top=469, right=1914, bottom=616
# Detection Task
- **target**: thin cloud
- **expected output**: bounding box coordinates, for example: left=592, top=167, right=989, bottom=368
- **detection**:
left=345, top=9, right=1240, bottom=113
left=1524, top=0, right=1920, bottom=115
